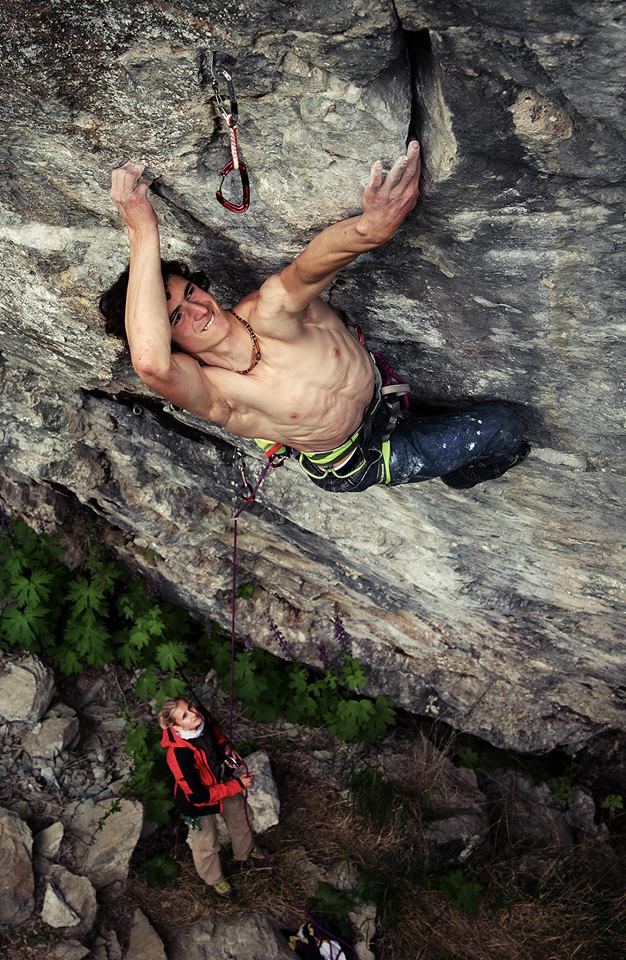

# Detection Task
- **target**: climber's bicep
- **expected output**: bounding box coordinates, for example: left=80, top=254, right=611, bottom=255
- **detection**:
left=137, top=353, right=230, bottom=425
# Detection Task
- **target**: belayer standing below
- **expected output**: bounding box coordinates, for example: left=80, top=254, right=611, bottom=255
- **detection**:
left=101, top=140, right=529, bottom=492
left=158, top=698, right=259, bottom=898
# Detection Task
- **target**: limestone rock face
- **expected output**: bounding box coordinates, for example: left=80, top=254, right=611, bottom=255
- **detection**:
left=0, top=1, right=624, bottom=753
left=0, top=655, right=55, bottom=723
left=0, top=806, right=34, bottom=924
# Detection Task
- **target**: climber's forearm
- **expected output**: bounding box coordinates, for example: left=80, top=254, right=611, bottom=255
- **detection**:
left=291, top=215, right=381, bottom=285
left=125, top=225, right=173, bottom=380
left=276, top=215, right=382, bottom=309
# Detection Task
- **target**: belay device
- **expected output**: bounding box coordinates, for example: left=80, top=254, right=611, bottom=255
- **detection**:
left=209, top=53, right=250, bottom=214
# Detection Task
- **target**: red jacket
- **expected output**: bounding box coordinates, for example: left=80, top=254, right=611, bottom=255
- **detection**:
left=160, top=713, right=244, bottom=817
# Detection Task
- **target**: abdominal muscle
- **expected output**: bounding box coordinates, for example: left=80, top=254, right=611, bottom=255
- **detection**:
left=210, top=302, right=376, bottom=451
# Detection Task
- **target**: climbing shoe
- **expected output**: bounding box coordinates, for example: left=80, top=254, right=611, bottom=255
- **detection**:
left=442, top=441, right=531, bottom=489
left=211, top=878, right=234, bottom=898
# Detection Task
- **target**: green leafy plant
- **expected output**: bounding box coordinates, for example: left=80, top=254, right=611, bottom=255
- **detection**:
left=601, top=793, right=623, bottom=815
left=457, top=747, right=480, bottom=770
left=138, top=854, right=181, bottom=888
left=554, top=762, right=580, bottom=809
left=123, top=721, right=174, bottom=824
left=437, top=868, right=482, bottom=915
left=203, top=627, right=396, bottom=743
left=307, top=881, right=355, bottom=929
left=0, top=519, right=196, bottom=705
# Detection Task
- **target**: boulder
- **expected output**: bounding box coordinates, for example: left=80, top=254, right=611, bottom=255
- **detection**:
left=349, top=901, right=377, bottom=960
left=34, top=820, right=65, bottom=859
left=124, top=908, right=167, bottom=960
left=0, top=655, right=55, bottom=723
left=424, top=812, right=488, bottom=865
left=23, top=712, right=80, bottom=759
left=240, top=750, right=280, bottom=833
left=49, top=941, right=91, bottom=960
left=166, top=912, right=295, bottom=960
left=210, top=750, right=279, bottom=849
left=0, top=806, right=34, bottom=924
left=40, top=864, right=97, bottom=937
left=65, top=797, right=143, bottom=889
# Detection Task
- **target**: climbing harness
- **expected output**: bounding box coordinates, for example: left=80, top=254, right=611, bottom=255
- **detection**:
left=209, top=53, right=250, bottom=214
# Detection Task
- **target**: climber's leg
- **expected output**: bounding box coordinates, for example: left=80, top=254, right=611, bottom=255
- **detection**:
left=388, top=403, right=528, bottom=488
left=301, top=403, right=527, bottom=493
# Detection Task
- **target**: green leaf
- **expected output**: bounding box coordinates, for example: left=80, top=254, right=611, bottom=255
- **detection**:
left=67, top=577, right=107, bottom=615
left=602, top=793, right=624, bottom=814
left=1, top=603, right=46, bottom=647
left=55, top=647, right=84, bottom=675
left=340, top=656, right=368, bottom=692
left=9, top=570, right=53, bottom=608
left=155, top=641, right=188, bottom=673
left=139, top=854, right=180, bottom=887
left=135, top=667, right=159, bottom=701
left=156, top=676, right=187, bottom=702
left=234, top=653, right=267, bottom=703
left=288, top=666, right=310, bottom=695
left=438, top=869, right=482, bottom=915
left=127, top=626, right=151, bottom=651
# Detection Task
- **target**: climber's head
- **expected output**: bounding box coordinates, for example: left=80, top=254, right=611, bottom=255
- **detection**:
left=98, top=260, right=212, bottom=354
left=157, top=698, right=203, bottom=733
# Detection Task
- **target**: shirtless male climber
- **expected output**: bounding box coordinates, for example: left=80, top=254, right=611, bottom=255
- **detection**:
left=100, top=140, right=529, bottom=493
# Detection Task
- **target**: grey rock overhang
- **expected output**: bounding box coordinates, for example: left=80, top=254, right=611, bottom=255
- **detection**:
left=0, top=0, right=624, bottom=753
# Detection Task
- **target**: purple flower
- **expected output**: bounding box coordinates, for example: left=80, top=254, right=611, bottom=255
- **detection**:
left=333, top=608, right=351, bottom=654
left=317, top=642, right=331, bottom=669
left=269, top=618, right=293, bottom=659
left=243, top=633, right=254, bottom=651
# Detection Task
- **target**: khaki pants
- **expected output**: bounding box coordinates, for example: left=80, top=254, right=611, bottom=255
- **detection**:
left=189, top=794, right=255, bottom=885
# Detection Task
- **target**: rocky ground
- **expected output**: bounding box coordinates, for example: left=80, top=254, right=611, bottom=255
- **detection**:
left=1, top=650, right=624, bottom=959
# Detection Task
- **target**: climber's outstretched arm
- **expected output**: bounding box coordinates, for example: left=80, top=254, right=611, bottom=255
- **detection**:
left=109, top=161, right=173, bottom=379
left=109, top=162, right=222, bottom=421
left=273, top=140, right=421, bottom=313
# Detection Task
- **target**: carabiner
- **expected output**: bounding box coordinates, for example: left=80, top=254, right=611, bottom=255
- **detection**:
left=216, top=130, right=250, bottom=213
left=209, top=52, right=250, bottom=214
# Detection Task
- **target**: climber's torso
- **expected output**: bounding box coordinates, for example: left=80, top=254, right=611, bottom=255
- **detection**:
left=192, top=293, right=375, bottom=452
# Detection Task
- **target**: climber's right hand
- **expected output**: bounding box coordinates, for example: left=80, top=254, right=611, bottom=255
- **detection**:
left=110, top=161, right=158, bottom=235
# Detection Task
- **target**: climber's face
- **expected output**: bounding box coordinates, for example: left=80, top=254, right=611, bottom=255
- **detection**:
left=171, top=700, right=203, bottom=732
left=165, top=274, right=229, bottom=354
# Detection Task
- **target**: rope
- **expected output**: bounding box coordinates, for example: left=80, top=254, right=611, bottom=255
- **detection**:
left=227, top=451, right=351, bottom=960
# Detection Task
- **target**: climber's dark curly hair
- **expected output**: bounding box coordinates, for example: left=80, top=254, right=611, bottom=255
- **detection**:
left=98, top=260, right=212, bottom=350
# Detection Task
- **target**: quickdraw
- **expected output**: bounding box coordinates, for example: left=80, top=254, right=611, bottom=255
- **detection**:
left=209, top=53, right=250, bottom=214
